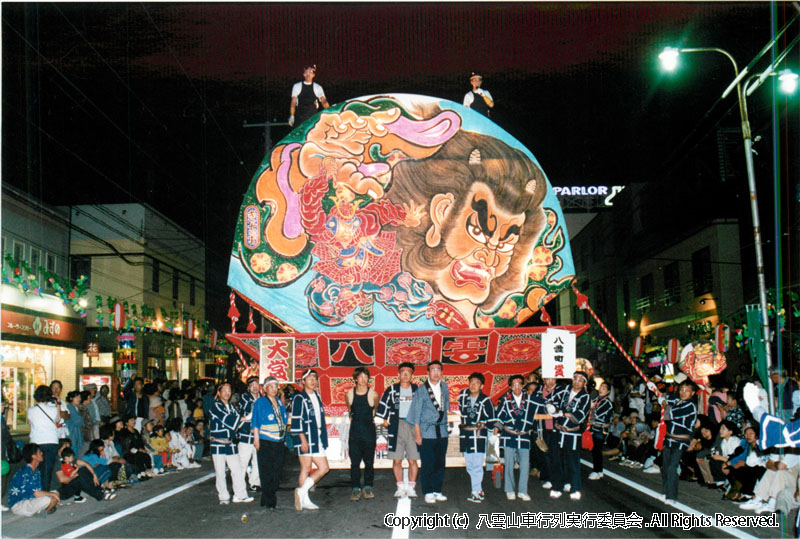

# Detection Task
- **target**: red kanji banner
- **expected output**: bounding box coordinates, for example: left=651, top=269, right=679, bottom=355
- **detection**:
left=227, top=324, right=589, bottom=416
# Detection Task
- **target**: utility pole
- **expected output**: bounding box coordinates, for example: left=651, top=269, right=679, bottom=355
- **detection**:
left=243, top=119, right=290, bottom=155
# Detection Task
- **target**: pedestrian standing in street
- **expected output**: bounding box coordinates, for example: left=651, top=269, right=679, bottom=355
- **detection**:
left=376, top=362, right=420, bottom=499
left=547, top=371, right=591, bottom=501
left=288, top=64, right=329, bottom=128
left=291, top=369, right=330, bottom=511
left=588, top=381, right=614, bottom=480
left=95, top=385, right=112, bottom=425
left=462, top=72, right=494, bottom=117
left=536, top=377, right=563, bottom=490
left=251, top=377, right=288, bottom=510
left=495, top=375, right=541, bottom=501
left=346, top=367, right=378, bottom=501
left=406, top=361, right=449, bottom=505
left=659, top=379, right=698, bottom=505
left=458, top=372, right=494, bottom=503
left=238, top=376, right=261, bottom=493
left=27, top=385, right=61, bottom=492
left=209, top=383, right=253, bottom=506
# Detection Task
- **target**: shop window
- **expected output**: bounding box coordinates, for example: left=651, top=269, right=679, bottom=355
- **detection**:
left=692, top=247, right=713, bottom=297
left=172, top=270, right=179, bottom=300
left=30, top=248, right=41, bottom=284
left=13, top=240, right=26, bottom=262
left=152, top=259, right=160, bottom=292
left=70, top=255, right=91, bottom=287
left=663, top=261, right=681, bottom=306
left=45, top=253, right=56, bottom=290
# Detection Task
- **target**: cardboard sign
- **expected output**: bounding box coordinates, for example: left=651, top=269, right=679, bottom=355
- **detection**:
left=259, top=336, right=295, bottom=383
left=541, top=328, right=576, bottom=379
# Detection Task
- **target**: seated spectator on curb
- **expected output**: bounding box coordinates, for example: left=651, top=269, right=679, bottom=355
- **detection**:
left=118, top=415, right=155, bottom=480
left=81, top=440, right=113, bottom=487
left=55, top=447, right=116, bottom=502
left=603, top=414, right=626, bottom=457
left=740, top=450, right=800, bottom=514
left=100, top=426, right=133, bottom=485
left=725, top=425, right=767, bottom=501
left=141, top=419, right=165, bottom=473
left=167, top=418, right=199, bottom=469
left=150, top=424, right=176, bottom=469
left=708, top=420, right=741, bottom=488
left=8, top=443, right=60, bottom=517
left=725, top=391, right=745, bottom=431
left=680, top=415, right=716, bottom=483
left=193, top=418, right=208, bottom=460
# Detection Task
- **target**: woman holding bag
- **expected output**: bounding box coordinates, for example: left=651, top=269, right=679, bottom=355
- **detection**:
left=27, top=385, right=61, bottom=491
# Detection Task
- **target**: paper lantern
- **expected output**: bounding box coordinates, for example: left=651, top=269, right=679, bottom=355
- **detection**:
left=715, top=323, right=730, bottom=353
left=667, top=338, right=681, bottom=364
left=112, top=302, right=126, bottom=331
left=632, top=336, right=644, bottom=358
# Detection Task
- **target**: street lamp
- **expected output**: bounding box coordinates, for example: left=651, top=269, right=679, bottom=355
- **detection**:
left=779, top=69, right=799, bottom=94
left=658, top=46, right=783, bottom=413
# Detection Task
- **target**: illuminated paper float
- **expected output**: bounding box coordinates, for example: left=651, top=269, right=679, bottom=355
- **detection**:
left=227, top=94, right=579, bottom=466
left=228, top=94, right=575, bottom=333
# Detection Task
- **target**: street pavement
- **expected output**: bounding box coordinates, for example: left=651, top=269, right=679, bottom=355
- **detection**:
left=1, top=453, right=793, bottom=538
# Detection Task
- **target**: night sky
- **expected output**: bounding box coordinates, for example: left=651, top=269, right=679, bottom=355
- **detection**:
left=2, top=3, right=797, bottom=330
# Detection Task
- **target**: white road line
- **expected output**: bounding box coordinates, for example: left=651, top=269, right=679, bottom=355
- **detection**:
left=580, top=459, right=757, bottom=539
left=391, top=468, right=412, bottom=539
left=59, top=472, right=215, bottom=539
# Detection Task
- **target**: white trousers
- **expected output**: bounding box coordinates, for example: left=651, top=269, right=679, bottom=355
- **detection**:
left=238, top=442, right=260, bottom=487
left=212, top=453, right=248, bottom=502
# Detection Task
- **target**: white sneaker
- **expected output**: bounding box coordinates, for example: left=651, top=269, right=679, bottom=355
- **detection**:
left=406, top=488, right=417, bottom=498
left=570, top=491, right=582, bottom=501
left=233, top=496, right=254, bottom=503
left=643, top=466, right=660, bottom=474
left=740, top=498, right=764, bottom=510
left=301, top=490, right=318, bottom=510
left=563, top=483, right=571, bottom=493
left=518, top=492, right=531, bottom=501
left=588, top=472, right=600, bottom=480
left=424, top=493, right=436, bottom=504
left=506, top=492, right=516, bottom=500
left=1, top=505, right=8, bottom=512
left=549, top=490, right=562, bottom=499
left=189, top=462, right=201, bottom=469
left=394, top=487, right=406, bottom=498
left=434, top=492, right=447, bottom=502
left=542, top=481, right=553, bottom=489
left=755, top=499, right=776, bottom=514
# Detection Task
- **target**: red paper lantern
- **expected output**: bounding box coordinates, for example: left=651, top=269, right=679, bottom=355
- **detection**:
left=632, top=336, right=644, bottom=358
left=186, top=319, right=195, bottom=340
left=667, top=338, right=681, bottom=364
left=715, top=323, right=730, bottom=353
left=112, top=302, right=126, bottom=331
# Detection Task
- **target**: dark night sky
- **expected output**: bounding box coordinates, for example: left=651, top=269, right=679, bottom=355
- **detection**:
left=2, top=2, right=797, bottom=330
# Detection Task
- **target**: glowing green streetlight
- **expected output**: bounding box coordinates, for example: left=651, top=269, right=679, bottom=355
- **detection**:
left=779, top=69, right=798, bottom=94
left=658, top=47, right=680, bottom=71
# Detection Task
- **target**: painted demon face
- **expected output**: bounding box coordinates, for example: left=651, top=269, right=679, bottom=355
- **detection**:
left=434, top=183, right=525, bottom=305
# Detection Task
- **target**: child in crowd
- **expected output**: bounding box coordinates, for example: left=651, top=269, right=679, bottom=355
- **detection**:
left=167, top=418, right=199, bottom=469
left=56, top=447, right=116, bottom=502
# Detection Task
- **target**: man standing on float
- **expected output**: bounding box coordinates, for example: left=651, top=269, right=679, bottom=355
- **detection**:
left=288, top=64, right=329, bottom=128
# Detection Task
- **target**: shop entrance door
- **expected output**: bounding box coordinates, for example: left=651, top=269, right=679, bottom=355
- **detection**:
left=1, top=365, right=34, bottom=430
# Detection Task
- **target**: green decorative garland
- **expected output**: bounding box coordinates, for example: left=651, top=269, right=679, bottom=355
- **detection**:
left=1, top=254, right=88, bottom=317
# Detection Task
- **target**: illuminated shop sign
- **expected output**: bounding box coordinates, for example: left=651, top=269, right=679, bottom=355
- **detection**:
left=552, top=185, right=625, bottom=206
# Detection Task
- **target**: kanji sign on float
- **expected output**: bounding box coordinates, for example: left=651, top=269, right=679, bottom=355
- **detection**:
left=541, top=328, right=576, bottom=379
left=259, top=336, right=295, bottom=383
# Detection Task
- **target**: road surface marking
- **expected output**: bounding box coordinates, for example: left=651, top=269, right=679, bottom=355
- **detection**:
left=581, top=459, right=757, bottom=539
left=59, top=472, right=215, bottom=538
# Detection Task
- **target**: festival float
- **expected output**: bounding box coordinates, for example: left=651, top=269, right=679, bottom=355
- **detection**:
left=226, top=94, right=587, bottom=466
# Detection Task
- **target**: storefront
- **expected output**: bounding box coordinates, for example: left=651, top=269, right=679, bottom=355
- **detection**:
left=1, top=284, right=84, bottom=431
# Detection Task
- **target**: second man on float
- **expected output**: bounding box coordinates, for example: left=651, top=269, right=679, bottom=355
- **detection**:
left=288, top=64, right=329, bottom=128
